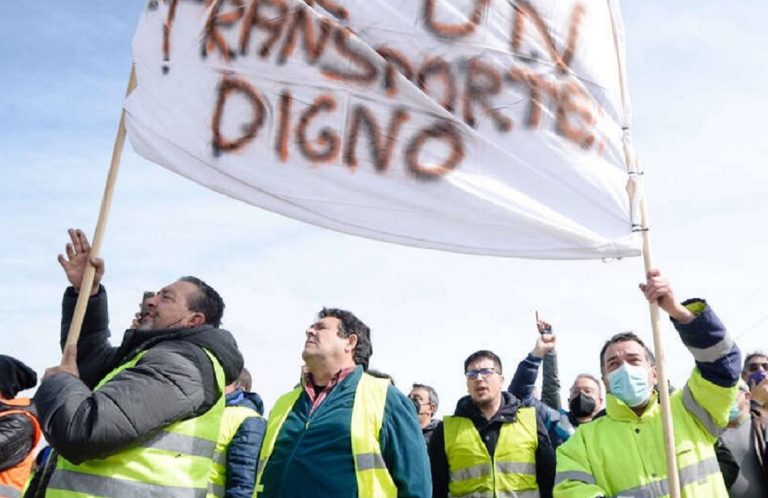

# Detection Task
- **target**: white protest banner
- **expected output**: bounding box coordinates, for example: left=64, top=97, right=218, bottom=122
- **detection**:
left=125, top=0, right=642, bottom=259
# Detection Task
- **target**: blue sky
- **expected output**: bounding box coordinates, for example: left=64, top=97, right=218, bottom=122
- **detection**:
left=1, top=1, right=767, bottom=411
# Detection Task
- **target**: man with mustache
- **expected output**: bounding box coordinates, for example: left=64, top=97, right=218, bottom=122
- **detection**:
left=35, top=229, right=243, bottom=498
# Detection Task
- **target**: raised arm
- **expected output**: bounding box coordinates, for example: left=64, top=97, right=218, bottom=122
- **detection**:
left=640, top=269, right=741, bottom=431
left=537, top=317, right=562, bottom=411
left=57, top=229, right=117, bottom=388
left=508, top=324, right=555, bottom=402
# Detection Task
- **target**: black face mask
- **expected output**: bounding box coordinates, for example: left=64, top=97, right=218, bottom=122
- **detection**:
left=569, top=392, right=597, bottom=418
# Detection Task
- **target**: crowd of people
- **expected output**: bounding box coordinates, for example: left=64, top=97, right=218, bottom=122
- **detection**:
left=2, top=228, right=767, bottom=498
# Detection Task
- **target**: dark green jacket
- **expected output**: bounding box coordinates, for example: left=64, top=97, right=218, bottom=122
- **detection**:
left=259, top=366, right=431, bottom=498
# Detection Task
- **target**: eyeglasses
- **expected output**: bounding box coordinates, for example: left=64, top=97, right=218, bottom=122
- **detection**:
left=465, top=368, right=499, bottom=380
left=747, top=362, right=768, bottom=372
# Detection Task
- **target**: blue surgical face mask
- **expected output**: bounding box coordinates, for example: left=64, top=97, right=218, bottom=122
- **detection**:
left=728, top=402, right=743, bottom=422
left=607, top=363, right=652, bottom=408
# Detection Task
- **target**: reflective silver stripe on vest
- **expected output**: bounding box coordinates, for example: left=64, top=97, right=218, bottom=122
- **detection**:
left=257, top=458, right=265, bottom=475
left=555, top=470, right=596, bottom=485
left=498, top=491, right=539, bottom=498
left=48, top=469, right=207, bottom=498
left=448, top=492, right=493, bottom=498
left=609, top=457, right=722, bottom=498
left=212, top=449, right=226, bottom=467
left=687, top=336, right=735, bottom=363
left=356, top=452, right=387, bottom=470
left=449, top=491, right=539, bottom=498
left=207, top=481, right=225, bottom=498
left=496, top=461, right=536, bottom=475
left=450, top=461, right=534, bottom=482
left=681, top=385, right=724, bottom=436
left=141, top=430, right=217, bottom=457
left=679, top=456, right=720, bottom=487
left=0, top=484, right=21, bottom=498
left=450, top=462, right=492, bottom=481
left=611, top=479, right=666, bottom=498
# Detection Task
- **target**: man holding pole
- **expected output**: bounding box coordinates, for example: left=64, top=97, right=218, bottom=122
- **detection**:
left=554, top=269, right=741, bottom=497
left=34, top=229, right=244, bottom=498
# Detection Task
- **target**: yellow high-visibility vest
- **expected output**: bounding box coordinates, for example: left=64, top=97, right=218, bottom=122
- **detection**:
left=444, top=406, right=539, bottom=498
left=46, top=348, right=225, bottom=498
left=255, top=373, right=397, bottom=498
left=207, top=404, right=262, bottom=497
left=555, top=369, right=736, bottom=498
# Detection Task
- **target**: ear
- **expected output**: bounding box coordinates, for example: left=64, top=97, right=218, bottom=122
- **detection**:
left=188, top=312, right=206, bottom=327
left=346, top=333, right=358, bottom=351
left=649, top=365, right=658, bottom=387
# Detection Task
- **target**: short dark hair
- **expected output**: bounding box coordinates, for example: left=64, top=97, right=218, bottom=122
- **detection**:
left=236, top=367, right=252, bottom=392
left=412, top=383, right=439, bottom=410
left=464, top=350, right=503, bottom=375
left=319, top=308, right=372, bottom=370
left=599, top=332, right=655, bottom=375
left=179, top=276, right=225, bottom=328
left=743, top=351, right=768, bottom=372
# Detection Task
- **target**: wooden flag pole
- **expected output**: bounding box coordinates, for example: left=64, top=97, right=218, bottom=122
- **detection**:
left=639, top=199, right=681, bottom=498
left=62, top=66, right=138, bottom=355
left=607, top=3, right=681, bottom=494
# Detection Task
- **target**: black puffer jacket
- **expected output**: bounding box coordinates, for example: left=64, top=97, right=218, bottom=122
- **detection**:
left=0, top=402, right=36, bottom=471
left=34, top=286, right=244, bottom=464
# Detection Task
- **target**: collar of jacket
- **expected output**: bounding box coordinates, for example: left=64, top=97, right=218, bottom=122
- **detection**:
left=0, top=397, right=33, bottom=409
left=423, top=418, right=441, bottom=432
left=297, top=364, right=363, bottom=397
left=117, top=324, right=244, bottom=384
left=606, top=390, right=660, bottom=422
left=226, top=388, right=265, bottom=415
left=453, top=391, right=522, bottom=423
